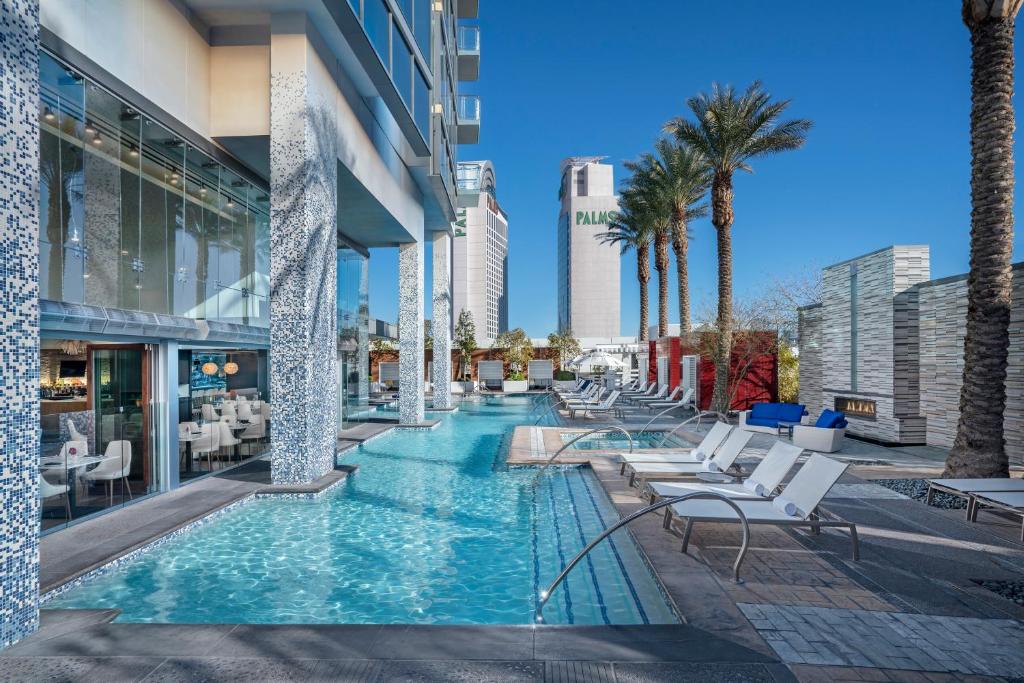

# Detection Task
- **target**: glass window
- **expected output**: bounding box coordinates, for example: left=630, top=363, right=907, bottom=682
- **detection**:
left=414, top=0, right=431, bottom=57
left=365, top=0, right=390, bottom=70
left=392, top=24, right=413, bottom=109
left=414, top=65, right=430, bottom=138
left=39, top=52, right=85, bottom=303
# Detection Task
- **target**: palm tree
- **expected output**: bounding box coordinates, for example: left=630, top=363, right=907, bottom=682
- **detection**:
left=641, top=139, right=711, bottom=336
left=600, top=192, right=654, bottom=341
left=623, top=158, right=673, bottom=337
left=665, top=82, right=811, bottom=412
left=945, top=0, right=1021, bottom=479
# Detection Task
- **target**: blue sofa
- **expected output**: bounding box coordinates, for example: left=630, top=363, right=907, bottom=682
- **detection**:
left=739, top=403, right=808, bottom=434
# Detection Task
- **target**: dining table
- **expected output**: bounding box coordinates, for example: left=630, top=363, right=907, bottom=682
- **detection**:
left=40, top=455, right=104, bottom=515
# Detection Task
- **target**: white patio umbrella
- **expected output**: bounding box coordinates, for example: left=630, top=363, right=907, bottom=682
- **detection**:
left=568, top=350, right=624, bottom=373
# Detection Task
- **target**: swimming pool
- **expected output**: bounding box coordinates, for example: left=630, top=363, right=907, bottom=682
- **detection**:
left=46, top=396, right=678, bottom=625
left=562, top=430, right=688, bottom=451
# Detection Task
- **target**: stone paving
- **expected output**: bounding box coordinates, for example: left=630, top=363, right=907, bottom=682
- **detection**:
left=738, top=604, right=1024, bottom=677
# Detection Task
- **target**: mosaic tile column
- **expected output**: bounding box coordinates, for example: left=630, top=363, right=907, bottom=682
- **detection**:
left=431, top=231, right=453, bottom=409
left=269, top=23, right=339, bottom=483
left=399, top=241, right=425, bottom=423
left=0, top=0, right=41, bottom=648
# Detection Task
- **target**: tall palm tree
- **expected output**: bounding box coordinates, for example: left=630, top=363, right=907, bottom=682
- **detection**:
left=623, top=158, right=673, bottom=337
left=600, top=192, right=654, bottom=341
left=641, top=139, right=711, bottom=336
left=666, top=82, right=811, bottom=412
left=945, top=0, right=1022, bottom=479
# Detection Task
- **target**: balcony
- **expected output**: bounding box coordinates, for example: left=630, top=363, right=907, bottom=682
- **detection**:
left=457, top=0, right=479, bottom=19
left=457, top=94, right=480, bottom=144
left=457, top=25, right=479, bottom=81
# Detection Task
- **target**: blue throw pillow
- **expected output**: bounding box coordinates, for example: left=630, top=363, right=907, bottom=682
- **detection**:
left=750, top=403, right=779, bottom=420
left=777, top=403, right=806, bottom=423
left=815, top=410, right=845, bottom=429
left=815, top=409, right=837, bottom=428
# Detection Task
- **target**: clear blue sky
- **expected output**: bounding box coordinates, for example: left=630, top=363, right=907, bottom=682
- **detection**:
left=369, top=0, right=1024, bottom=336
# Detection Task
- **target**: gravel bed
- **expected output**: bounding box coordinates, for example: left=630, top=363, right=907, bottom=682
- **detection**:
left=973, top=579, right=1024, bottom=607
left=872, top=478, right=968, bottom=509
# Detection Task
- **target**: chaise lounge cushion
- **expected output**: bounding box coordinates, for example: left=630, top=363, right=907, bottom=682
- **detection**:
left=776, top=403, right=806, bottom=423
left=744, top=417, right=780, bottom=428
left=750, top=403, right=781, bottom=421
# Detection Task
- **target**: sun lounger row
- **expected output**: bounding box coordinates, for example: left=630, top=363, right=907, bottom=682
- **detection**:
left=616, top=421, right=860, bottom=560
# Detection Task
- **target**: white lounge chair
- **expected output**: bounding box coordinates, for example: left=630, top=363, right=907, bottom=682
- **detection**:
left=633, top=385, right=679, bottom=406
left=646, top=387, right=695, bottom=412
left=665, top=454, right=859, bottom=560
left=645, top=441, right=805, bottom=504
left=926, top=478, right=1024, bottom=520
left=627, top=384, right=667, bottom=406
left=967, top=491, right=1024, bottom=541
left=618, top=421, right=733, bottom=475
left=569, top=391, right=621, bottom=419
left=622, top=428, right=752, bottom=488
left=620, top=381, right=651, bottom=398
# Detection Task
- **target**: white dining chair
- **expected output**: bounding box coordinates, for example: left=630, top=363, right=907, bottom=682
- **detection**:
left=217, top=420, right=242, bottom=464
left=201, top=404, right=218, bottom=421
left=67, top=420, right=86, bottom=445
left=82, top=440, right=133, bottom=506
left=40, top=473, right=71, bottom=519
left=192, top=423, right=220, bottom=472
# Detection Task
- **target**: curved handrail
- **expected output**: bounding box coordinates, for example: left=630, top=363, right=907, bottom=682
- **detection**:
left=655, top=411, right=729, bottom=448
left=531, top=426, right=634, bottom=485
left=535, top=491, right=750, bottom=623
left=636, top=403, right=699, bottom=436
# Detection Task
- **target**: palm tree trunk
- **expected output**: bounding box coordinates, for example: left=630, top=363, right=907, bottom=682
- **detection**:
left=671, top=210, right=690, bottom=337
left=710, top=172, right=735, bottom=414
left=654, top=231, right=669, bottom=338
left=946, top=6, right=1017, bottom=478
left=638, top=244, right=651, bottom=342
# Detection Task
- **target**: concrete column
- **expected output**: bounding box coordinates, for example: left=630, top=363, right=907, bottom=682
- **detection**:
left=269, top=17, right=339, bottom=483
left=432, top=231, right=453, bottom=409
left=398, top=241, right=425, bottom=423
left=0, top=0, right=41, bottom=648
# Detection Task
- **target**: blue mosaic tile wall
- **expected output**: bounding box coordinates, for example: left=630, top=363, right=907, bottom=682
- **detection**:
left=399, top=241, right=425, bottom=423
left=431, top=231, right=452, bottom=409
left=0, top=0, right=41, bottom=648
left=269, top=38, right=338, bottom=484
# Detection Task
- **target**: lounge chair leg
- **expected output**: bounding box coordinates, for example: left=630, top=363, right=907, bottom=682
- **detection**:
left=849, top=523, right=860, bottom=561
left=680, top=519, right=694, bottom=554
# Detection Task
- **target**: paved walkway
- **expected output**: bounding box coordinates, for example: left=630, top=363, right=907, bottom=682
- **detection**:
left=0, top=612, right=793, bottom=682
left=585, top=426, right=1024, bottom=683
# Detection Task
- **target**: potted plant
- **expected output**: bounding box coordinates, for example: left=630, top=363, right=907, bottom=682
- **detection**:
left=553, top=369, right=579, bottom=392
left=495, top=328, right=532, bottom=393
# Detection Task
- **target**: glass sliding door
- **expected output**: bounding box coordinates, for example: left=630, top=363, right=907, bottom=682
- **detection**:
left=90, top=345, right=157, bottom=510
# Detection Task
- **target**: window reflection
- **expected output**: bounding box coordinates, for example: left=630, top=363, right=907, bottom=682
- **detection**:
left=38, top=51, right=269, bottom=329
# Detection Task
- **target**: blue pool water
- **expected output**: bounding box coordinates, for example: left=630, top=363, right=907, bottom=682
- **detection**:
left=47, top=396, right=678, bottom=625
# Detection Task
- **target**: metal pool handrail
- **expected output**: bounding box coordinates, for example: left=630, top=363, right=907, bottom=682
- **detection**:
left=535, top=491, right=750, bottom=623
left=531, top=426, right=634, bottom=485
left=636, top=403, right=699, bottom=436
left=655, top=411, right=729, bottom=448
